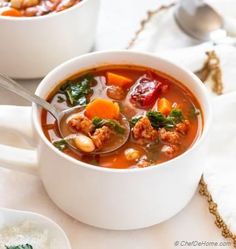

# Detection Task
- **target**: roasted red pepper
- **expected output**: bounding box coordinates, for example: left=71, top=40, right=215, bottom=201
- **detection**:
left=130, top=72, right=167, bottom=109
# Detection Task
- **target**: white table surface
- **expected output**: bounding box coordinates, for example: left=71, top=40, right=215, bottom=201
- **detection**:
left=0, top=0, right=232, bottom=248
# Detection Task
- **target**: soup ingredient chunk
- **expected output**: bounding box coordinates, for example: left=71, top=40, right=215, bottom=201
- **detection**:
left=159, top=128, right=180, bottom=145
left=91, top=126, right=112, bottom=149
left=67, top=114, right=94, bottom=135
left=175, top=120, right=190, bottom=135
left=130, top=73, right=165, bottom=109
left=85, top=98, right=120, bottom=120
left=146, top=109, right=183, bottom=129
left=133, top=117, right=158, bottom=142
left=124, top=148, right=141, bottom=161
left=106, top=72, right=132, bottom=88
left=65, top=109, right=126, bottom=152
left=157, top=98, right=171, bottom=115
left=158, top=120, right=190, bottom=158
left=0, top=7, right=21, bottom=16
left=60, top=74, right=95, bottom=106
left=161, top=144, right=179, bottom=158
left=92, top=117, right=125, bottom=134
left=11, top=0, right=39, bottom=9
left=131, top=106, right=191, bottom=159
left=74, top=133, right=95, bottom=152
left=107, top=85, right=125, bottom=100
left=53, top=139, right=68, bottom=151
left=137, top=156, right=151, bottom=168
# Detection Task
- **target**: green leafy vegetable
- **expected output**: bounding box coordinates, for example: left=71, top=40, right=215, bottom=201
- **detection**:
left=5, top=244, right=33, bottom=249
left=146, top=108, right=184, bottom=129
left=53, top=139, right=68, bottom=151
left=60, top=74, right=95, bottom=106
left=147, top=111, right=170, bottom=128
left=92, top=117, right=125, bottom=134
left=129, top=116, right=142, bottom=128
left=167, top=108, right=184, bottom=124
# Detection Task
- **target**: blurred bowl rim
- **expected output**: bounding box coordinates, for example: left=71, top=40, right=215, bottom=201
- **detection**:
left=0, top=0, right=89, bottom=22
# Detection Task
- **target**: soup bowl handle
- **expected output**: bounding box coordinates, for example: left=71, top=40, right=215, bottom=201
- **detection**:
left=0, top=105, right=38, bottom=175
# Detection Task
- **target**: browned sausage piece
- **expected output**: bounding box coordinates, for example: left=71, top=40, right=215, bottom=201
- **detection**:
left=133, top=117, right=158, bottom=142
left=175, top=120, right=190, bottom=135
left=91, top=126, right=112, bottom=149
left=68, top=114, right=94, bottom=135
left=159, top=128, right=181, bottom=145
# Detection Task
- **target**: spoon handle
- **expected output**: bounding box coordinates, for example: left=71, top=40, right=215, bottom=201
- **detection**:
left=0, top=73, right=59, bottom=119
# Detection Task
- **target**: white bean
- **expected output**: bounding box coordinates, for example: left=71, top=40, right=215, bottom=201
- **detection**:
left=124, top=148, right=140, bottom=161
left=74, top=134, right=95, bottom=153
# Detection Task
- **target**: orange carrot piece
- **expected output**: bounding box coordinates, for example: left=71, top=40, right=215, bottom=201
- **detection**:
left=1, top=7, right=22, bottom=17
left=158, top=98, right=171, bottom=115
left=106, top=72, right=133, bottom=88
left=85, top=98, right=120, bottom=120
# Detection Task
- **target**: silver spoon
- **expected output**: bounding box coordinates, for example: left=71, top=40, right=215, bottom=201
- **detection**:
left=175, top=0, right=236, bottom=45
left=0, top=73, right=130, bottom=154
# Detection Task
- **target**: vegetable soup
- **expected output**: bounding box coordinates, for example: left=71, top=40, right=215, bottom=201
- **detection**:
left=0, top=0, right=81, bottom=17
left=41, top=65, right=203, bottom=169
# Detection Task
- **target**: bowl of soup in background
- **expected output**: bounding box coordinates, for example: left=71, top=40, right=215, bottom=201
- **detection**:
left=0, top=0, right=100, bottom=79
left=0, top=51, right=212, bottom=230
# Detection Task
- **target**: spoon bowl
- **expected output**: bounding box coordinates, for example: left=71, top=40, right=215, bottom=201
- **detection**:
left=0, top=207, right=71, bottom=249
left=0, top=73, right=131, bottom=155
left=58, top=106, right=130, bottom=154
left=175, top=1, right=225, bottom=41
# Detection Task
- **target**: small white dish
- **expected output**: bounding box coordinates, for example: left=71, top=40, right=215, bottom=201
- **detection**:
left=0, top=207, right=71, bottom=249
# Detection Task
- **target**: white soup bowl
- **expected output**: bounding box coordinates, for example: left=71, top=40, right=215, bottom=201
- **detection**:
left=0, top=51, right=212, bottom=230
left=0, top=0, right=100, bottom=79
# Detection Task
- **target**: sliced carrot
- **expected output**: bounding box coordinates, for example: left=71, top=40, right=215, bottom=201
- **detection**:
left=85, top=98, right=120, bottom=120
left=106, top=72, right=133, bottom=88
left=1, top=7, right=22, bottom=17
left=158, top=98, right=171, bottom=115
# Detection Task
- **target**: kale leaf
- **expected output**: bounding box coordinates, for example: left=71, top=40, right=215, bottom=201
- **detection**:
left=92, top=117, right=125, bottom=134
left=146, top=111, right=170, bottom=128
left=53, top=139, right=68, bottom=151
left=146, top=108, right=184, bottom=129
left=5, top=244, right=33, bottom=249
left=60, top=74, right=95, bottom=106
left=167, top=108, right=184, bottom=124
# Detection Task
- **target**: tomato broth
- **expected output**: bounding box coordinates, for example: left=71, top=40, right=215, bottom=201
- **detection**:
left=41, top=65, right=203, bottom=169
